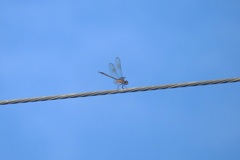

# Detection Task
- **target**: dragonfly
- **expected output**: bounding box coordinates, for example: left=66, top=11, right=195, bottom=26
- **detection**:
left=99, top=57, right=128, bottom=89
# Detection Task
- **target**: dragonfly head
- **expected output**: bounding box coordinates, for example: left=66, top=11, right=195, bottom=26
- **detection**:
left=121, top=77, right=128, bottom=85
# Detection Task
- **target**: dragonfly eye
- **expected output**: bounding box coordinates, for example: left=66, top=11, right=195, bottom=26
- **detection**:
left=125, top=81, right=129, bottom=85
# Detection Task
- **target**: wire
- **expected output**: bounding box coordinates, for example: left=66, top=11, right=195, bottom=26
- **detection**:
left=1, top=77, right=240, bottom=105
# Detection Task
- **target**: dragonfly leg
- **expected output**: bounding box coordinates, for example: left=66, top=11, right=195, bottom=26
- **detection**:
left=122, top=85, right=127, bottom=89
left=117, top=84, right=125, bottom=90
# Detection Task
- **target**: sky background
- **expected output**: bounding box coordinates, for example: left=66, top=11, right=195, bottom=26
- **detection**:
left=1, top=0, right=240, bottom=159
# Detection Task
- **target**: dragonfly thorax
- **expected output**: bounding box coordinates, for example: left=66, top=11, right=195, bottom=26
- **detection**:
left=120, top=77, right=128, bottom=85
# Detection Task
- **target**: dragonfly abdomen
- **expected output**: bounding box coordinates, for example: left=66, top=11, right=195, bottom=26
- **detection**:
left=98, top=71, right=117, bottom=80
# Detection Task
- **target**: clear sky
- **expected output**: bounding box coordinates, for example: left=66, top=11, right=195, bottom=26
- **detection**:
left=1, top=0, right=240, bottom=160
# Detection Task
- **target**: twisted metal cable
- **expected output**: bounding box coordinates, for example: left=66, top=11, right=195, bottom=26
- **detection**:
left=1, top=77, right=240, bottom=105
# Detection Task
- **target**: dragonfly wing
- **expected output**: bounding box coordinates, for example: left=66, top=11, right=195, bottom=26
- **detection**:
left=109, top=63, right=119, bottom=78
left=115, top=57, right=123, bottom=77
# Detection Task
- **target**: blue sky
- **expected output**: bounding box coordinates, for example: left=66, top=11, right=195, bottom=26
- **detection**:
left=1, top=0, right=240, bottom=159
